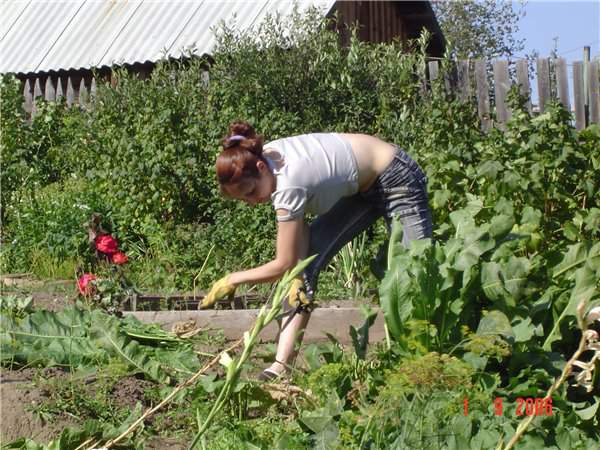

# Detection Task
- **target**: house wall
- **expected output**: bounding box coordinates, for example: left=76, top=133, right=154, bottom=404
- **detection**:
left=332, top=1, right=444, bottom=57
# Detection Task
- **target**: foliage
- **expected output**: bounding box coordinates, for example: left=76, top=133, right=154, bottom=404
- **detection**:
left=432, top=0, right=526, bottom=60
left=0, top=306, right=200, bottom=383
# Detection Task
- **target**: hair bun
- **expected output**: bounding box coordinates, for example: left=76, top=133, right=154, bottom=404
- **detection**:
left=229, top=120, right=256, bottom=139
left=222, top=120, right=263, bottom=155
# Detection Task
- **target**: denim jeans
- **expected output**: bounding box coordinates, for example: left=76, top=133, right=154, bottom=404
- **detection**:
left=303, top=146, right=432, bottom=297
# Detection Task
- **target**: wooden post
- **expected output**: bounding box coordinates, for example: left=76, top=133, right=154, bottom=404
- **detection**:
left=66, top=76, right=75, bottom=107
left=573, top=61, right=586, bottom=130
left=475, top=59, right=491, bottom=133
left=31, top=78, right=42, bottom=117
left=583, top=46, right=590, bottom=106
left=44, top=77, right=56, bottom=101
left=428, top=60, right=439, bottom=82
left=537, top=58, right=551, bottom=113
left=588, top=59, right=599, bottom=125
left=515, top=59, right=531, bottom=113
left=493, top=59, right=511, bottom=127
left=56, top=76, right=64, bottom=101
left=200, top=70, right=210, bottom=89
left=90, top=77, right=97, bottom=103
left=79, top=78, right=89, bottom=107
left=457, top=60, right=470, bottom=102
left=23, top=79, right=33, bottom=115
left=554, top=58, right=570, bottom=109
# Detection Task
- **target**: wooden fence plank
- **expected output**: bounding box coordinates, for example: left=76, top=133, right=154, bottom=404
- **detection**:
left=588, top=59, right=599, bottom=124
left=66, top=77, right=75, bottom=107
left=428, top=60, right=439, bottom=81
left=475, top=59, right=491, bottom=132
left=457, top=60, right=470, bottom=102
left=56, top=76, right=64, bottom=100
left=555, top=58, right=570, bottom=108
left=44, top=77, right=55, bottom=101
left=573, top=61, right=586, bottom=130
left=32, top=78, right=42, bottom=117
left=90, top=77, right=97, bottom=101
left=23, top=79, right=32, bottom=115
left=515, top=59, right=532, bottom=113
left=79, top=78, right=89, bottom=107
left=537, top=58, right=551, bottom=113
left=493, top=59, right=511, bottom=127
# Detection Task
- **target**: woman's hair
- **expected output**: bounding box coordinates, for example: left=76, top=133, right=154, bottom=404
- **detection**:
left=215, top=121, right=265, bottom=187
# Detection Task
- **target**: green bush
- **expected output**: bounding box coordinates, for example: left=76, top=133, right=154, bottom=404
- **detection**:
left=1, top=179, right=110, bottom=275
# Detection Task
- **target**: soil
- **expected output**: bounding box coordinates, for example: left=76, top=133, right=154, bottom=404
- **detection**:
left=0, top=367, right=190, bottom=448
left=0, top=367, right=77, bottom=445
left=0, top=279, right=362, bottom=447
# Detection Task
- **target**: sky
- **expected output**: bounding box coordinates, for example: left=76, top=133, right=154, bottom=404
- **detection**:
left=514, top=0, right=599, bottom=61
left=512, top=0, right=599, bottom=105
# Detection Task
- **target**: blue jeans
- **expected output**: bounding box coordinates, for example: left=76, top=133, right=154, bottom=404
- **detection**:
left=303, top=146, right=432, bottom=296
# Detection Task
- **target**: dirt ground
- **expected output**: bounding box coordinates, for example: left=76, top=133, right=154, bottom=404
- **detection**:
left=0, top=277, right=364, bottom=447
left=0, top=367, right=190, bottom=448
left=0, top=368, right=77, bottom=445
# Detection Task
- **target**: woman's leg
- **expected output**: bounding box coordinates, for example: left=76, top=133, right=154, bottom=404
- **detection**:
left=265, top=194, right=380, bottom=376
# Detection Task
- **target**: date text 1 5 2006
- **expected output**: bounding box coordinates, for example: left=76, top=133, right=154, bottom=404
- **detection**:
left=463, top=397, right=553, bottom=416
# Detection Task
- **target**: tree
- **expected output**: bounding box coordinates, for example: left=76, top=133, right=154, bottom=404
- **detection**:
left=432, top=0, right=526, bottom=60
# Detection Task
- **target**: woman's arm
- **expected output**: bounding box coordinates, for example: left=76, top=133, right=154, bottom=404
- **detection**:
left=227, top=210, right=309, bottom=286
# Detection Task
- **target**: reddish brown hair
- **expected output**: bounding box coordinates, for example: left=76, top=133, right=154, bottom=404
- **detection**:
left=215, top=121, right=265, bottom=188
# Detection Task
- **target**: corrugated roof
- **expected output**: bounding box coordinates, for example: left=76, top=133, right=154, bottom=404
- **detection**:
left=0, top=0, right=336, bottom=75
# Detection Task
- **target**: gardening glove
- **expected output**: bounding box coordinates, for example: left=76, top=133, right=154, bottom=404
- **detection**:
left=287, top=277, right=314, bottom=312
left=200, top=275, right=236, bottom=309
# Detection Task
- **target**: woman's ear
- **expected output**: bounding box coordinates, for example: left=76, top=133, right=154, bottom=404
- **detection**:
left=256, top=160, right=267, bottom=172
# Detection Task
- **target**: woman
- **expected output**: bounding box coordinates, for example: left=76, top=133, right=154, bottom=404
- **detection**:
left=202, top=120, right=432, bottom=380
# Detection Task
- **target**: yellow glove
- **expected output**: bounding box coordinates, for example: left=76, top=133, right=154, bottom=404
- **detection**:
left=287, top=277, right=312, bottom=310
left=200, top=275, right=236, bottom=309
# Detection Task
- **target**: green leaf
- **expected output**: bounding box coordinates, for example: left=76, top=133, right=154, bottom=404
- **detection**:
left=573, top=400, right=599, bottom=420
left=553, top=243, right=588, bottom=278
left=511, top=317, right=535, bottom=343
left=300, top=408, right=334, bottom=433
left=476, top=310, right=514, bottom=341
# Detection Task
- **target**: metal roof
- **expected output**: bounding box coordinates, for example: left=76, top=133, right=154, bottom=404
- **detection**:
left=0, top=0, right=336, bottom=75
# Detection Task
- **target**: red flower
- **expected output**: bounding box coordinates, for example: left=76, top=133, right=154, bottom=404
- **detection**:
left=78, top=274, right=97, bottom=296
left=95, top=234, right=119, bottom=255
left=111, top=251, right=129, bottom=265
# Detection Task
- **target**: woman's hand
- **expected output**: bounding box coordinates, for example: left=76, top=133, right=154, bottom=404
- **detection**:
left=200, top=275, right=236, bottom=309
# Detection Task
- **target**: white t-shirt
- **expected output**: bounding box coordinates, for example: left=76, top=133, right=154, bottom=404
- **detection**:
left=264, top=133, right=359, bottom=221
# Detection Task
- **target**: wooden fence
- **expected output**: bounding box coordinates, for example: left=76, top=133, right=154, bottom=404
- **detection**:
left=22, top=56, right=600, bottom=131
left=426, top=57, right=599, bottom=132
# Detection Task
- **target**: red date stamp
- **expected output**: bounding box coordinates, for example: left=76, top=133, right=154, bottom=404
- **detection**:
left=463, top=397, right=553, bottom=416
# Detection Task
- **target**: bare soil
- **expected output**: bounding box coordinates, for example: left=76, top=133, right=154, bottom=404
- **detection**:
left=0, top=368, right=190, bottom=448
left=0, top=368, right=77, bottom=445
